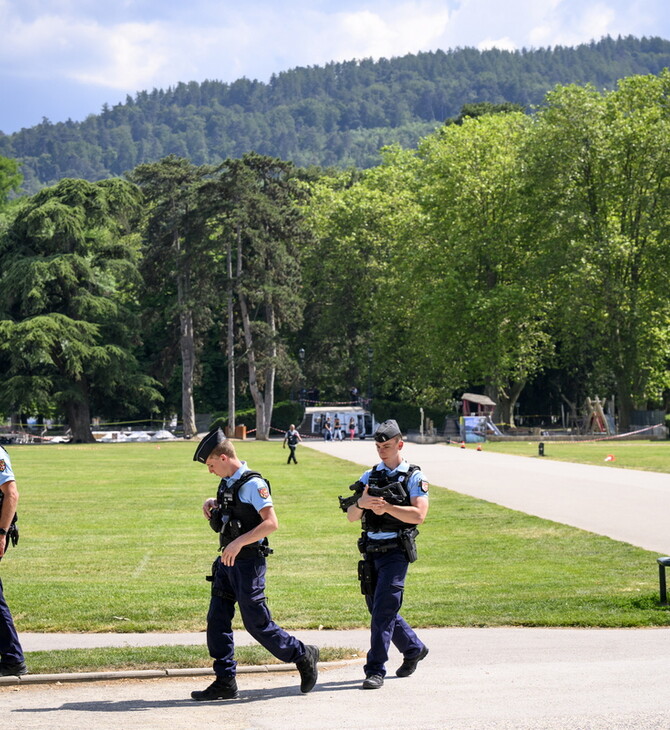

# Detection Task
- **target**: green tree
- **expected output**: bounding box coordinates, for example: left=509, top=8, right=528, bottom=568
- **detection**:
left=302, top=153, right=423, bottom=403
left=211, top=154, right=308, bottom=439
left=0, top=156, right=22, bottom=207
left=525, top=74, right=670, bottom=428
left=129, top=156, right=213, bottom=438
left=0, top=178, right=161, bottom=441
left=379, top=113, right=551, bottom=424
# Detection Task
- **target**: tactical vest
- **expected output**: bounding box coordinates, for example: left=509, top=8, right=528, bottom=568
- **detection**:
left=217, top=470, right=272, bottom=555
left=362, top=464, right=420, bottom=533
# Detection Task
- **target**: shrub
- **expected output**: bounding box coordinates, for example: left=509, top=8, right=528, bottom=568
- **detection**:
left=372, top=399, right=451, bottom=434
left=210, top=401, right=305, bottom=434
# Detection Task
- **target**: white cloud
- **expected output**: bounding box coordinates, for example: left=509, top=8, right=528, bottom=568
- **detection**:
left=0, top=1, right=454, bottom=93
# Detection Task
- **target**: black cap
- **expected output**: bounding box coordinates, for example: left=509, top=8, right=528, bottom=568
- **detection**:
left=193, top=427, right=226, bottom=463
left=374, top=419, right=402, bottom=442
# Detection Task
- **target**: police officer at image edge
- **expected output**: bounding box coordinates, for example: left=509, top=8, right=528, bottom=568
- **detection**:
left=0, top=445, right=27, bottom=677
left=190, top=427, right=319, bottom=701
left=342, top=419, right=430, bottom=690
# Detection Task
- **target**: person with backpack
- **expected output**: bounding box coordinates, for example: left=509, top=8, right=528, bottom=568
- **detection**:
left=283, top=424, right=302, bottom=464
left=0, top=445, right=26, bottom=677
left=191, top=428, right=319, bottom=701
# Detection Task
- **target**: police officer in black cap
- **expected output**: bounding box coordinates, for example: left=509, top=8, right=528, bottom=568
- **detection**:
left=191, top=428, right=319, bottom=700
left=343, top=419, right=429, bottom=690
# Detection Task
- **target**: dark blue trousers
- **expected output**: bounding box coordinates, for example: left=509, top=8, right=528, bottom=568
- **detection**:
left=363, top=548, right=424, bottom=677
left=0, top=577, right=24, bottom=664
left=207, top=556, right=305, bottom=677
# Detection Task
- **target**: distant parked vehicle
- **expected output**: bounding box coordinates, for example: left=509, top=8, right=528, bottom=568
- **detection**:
left=151, top=430, right=177, bottom=441
left=300, top=406, right=377, bottom=439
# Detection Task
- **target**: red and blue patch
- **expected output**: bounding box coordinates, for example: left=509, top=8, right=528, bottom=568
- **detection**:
left=258, top=486, right=270, bottom=499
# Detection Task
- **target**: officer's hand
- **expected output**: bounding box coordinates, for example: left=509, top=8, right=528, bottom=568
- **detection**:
left=203, top=498, right=218, bottom=519
left=358, top=486, right=386, bottom=513
left=369, top=500, right=388, bottom=515
left=221, top=538, right=242, bottom=566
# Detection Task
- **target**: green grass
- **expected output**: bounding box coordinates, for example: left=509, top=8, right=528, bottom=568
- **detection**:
left=2, top=440, right=669, bottom=632
left=22, top=644, right=359, bottom=675
left=480, top=439, right=670, bottom=473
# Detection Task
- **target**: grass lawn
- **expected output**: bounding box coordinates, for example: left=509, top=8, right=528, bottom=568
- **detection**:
left=2, top=439, right=669, bottom=634
left=481, top=439, right=670, bottom=473
left=22, top=644, right=359, bottom=675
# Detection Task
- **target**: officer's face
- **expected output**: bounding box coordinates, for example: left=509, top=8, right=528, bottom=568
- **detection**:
left=205, top=454, right=228, bottom=478
left=375, top=437, right=403, bottom=467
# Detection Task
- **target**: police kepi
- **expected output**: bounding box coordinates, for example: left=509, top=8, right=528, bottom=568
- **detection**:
left=193, top=426, right=226, bottom=463
left=374, top=419, right=402, bottom=442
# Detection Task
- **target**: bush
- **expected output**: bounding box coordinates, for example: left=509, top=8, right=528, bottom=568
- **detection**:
left=372, top=399, right=450, bottom=434
left=210, top=401, right=305, bottom=434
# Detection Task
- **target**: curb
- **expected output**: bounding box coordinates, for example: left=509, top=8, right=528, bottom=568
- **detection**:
left=0, top=659, right=361, bottom=687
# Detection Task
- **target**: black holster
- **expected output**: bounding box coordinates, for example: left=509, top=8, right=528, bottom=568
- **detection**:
left=358, top=559, right=377, bottom=596
left=399, top=527, right=419, bottom=563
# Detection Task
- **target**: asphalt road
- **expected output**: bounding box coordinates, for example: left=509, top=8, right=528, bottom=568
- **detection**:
left=4, top=627, right=670, bottom=729
left=3, top=442, right=670, bottom=729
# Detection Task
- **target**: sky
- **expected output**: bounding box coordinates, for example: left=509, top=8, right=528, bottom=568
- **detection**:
left=2, top=0, right=670, bottom=135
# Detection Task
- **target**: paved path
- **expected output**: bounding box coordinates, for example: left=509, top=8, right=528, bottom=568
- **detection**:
left=4, top=627, right=670, bottom=729
left=304, top=439, right=670, bottom=554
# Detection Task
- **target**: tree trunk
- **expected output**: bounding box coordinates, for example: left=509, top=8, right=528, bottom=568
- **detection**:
left=261, top=298, right=277, bottom=440
left=226, top=229, right=239, bottom=436
left=177, top=265, right=197, bottom=439
left=486, top=380, right=525, bottom=429
left=238, top=290, right=267, bottom=439
left=180, top=305, right=197, bottom=439
left=616, top=386, right=634, bottom=432
left=65, top=380, right=95, bottom=443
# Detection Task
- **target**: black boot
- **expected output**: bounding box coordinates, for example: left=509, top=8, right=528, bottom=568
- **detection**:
left=0, top=660, right=27, bottom=676
left=191, top=676, right=239, bottom=701
left=296, top=644, right=319, bottom=693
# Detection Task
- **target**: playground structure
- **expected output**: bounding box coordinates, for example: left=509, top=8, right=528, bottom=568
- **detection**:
left=459, top=393, right=503, bottom=442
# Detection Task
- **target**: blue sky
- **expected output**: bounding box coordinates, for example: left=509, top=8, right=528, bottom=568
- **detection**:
left=2, top=0, right=670, bottom=134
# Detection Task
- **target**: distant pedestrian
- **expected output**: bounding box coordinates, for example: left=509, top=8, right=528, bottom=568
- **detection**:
left=348, top=417, right=356, bottom=440
left=323, top=419, right=332, bottom=441
left=333, top=416, right=343, bottom=441
left=283, top=424, right=302, bottom=464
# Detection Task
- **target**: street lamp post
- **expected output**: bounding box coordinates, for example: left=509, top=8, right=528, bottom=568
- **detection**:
left=298, top=347, right=305, bottom=404
left=367, top=346, right=373, bottom=406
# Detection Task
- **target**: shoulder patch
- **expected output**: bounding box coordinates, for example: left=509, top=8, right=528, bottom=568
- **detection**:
left=0, top=460, right=5, bottom=472
left=258, top=486, right=270, bottom=499
left=420, top=480, right=429, bottom=493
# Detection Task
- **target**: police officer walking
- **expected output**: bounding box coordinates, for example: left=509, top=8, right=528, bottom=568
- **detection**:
left=191, top=428, right=319, bottom=700
left=282, top=424, right=302, bottom=464
left=0, top=445, right=26, bottom=677
left=342, top=419, right=429, bottom=689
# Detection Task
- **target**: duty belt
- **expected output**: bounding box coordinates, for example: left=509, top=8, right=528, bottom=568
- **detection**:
left=365, top=538, right=399, bottom=554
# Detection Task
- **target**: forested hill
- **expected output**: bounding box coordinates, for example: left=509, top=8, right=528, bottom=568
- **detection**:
left=3, top=35, right=670, bottom=193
